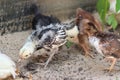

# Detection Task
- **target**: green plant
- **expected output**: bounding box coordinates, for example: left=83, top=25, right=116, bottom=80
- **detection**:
left=65, top=40, right=74, bottom=48
left=116, top=0, right=120, bottom=12
left=96, top=0, right=120, bottom=30
left=116, top=77, right=119, bottom=80
left=106, top=14, right=117, bottom=30
left=96, top=0, right=110, bottom=23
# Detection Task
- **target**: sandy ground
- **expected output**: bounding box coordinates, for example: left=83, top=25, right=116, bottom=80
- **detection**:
left=1, top=30, right=120, bottom=80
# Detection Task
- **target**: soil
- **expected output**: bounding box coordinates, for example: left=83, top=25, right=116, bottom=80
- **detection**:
left=1, top=30, right=120, bottom=80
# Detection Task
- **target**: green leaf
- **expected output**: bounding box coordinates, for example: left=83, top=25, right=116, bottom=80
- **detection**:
left=106, top=14, right=118, bottom=30
left=116, top=77, right=119, bottom=80
left=65, top=40, right=73, bottom=48
left=116, top=0, right=120, bottom=13
left=96, top=0, right=110, bottom=23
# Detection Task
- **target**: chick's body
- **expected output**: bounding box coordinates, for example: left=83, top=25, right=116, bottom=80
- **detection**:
left=19, top=24, right=67, bottom=68
left=34, top=24, right=67, bottom=50
left=76, top=8, right=102, bottom=58
left=89, top=33, right=120, bottom=58
left=80, top=19, right=120, bottom=71
left=0, top=52, right=16, bottom=79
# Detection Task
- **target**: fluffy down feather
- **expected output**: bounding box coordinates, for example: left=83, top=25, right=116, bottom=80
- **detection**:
left=0, top=52, right=16, bottom=79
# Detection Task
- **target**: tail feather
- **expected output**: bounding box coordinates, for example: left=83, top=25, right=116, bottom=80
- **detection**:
left=30, top=4, right=39, bottom=15
left=30, top=4, right=60, bottom=30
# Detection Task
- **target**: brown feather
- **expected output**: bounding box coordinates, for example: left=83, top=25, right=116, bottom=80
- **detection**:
left=76, top=8, right=102, bottom=31
left=75, top=8, right=102, bottom=57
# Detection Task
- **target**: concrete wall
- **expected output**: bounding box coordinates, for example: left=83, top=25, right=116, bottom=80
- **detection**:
left=0, top=0, right=97, bottom=35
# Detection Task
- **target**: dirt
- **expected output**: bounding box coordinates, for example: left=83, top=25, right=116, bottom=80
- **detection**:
left=0, top=30, right=120, bottom=80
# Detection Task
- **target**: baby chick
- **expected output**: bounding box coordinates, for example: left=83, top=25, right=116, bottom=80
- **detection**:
left=19, top=24, right=67, bottom=68
left=0, top=52, right=17, bottom=79
left=76, top=8, right=102, bottom=58
left=79, top=19, right=120, bottom=72
left=19, top=4, right=79, bottom=68
left=76, top=8, right=102, bottom=31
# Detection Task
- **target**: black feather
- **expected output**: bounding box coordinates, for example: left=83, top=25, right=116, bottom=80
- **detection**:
left=30, top=4, right=39, bottom=15
left=30, top=4, right=60, bottom=30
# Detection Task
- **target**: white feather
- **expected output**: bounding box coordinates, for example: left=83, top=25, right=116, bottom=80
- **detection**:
left=0, top=52, right=16, bottom=79
left=89, top=36, right=104, bottom=56
left=65, top=25, right=79, bottom=37
left=19, top=35, right=36, bottom=58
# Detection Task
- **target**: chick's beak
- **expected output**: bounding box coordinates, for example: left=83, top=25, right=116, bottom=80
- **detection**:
left=18, top=58, right=22, bottom=63
left=18, top=49, right=26, bottom=62
left=18, top=54, right=24, bottom=63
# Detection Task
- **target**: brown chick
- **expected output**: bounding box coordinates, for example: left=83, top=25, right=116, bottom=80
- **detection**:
left=76, top=8, right=102, bottom=57
left=76, top=8, right=102, bottom=31
left=79, top=19, right=120, bottom=72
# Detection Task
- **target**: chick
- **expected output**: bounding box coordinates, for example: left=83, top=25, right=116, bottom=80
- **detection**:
left=31, top=4, right=79, bottom=44
left=62, top=18, right=79, bottom=44
left=19, top=4, right=79, bottom=68
left=76, top=8, right=102, bottom=31
left=79, top=19, right=120, bottom=71
left=0, top=52, right=17, bottom=79
left=76, top=8, right=102, bottom=58
left=19, top=24, right=67, bottom=68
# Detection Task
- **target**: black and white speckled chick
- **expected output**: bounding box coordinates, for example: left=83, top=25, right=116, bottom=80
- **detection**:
left=19, top=4, right=77, bottom=68
left=19, top=24, right=67, bottom=68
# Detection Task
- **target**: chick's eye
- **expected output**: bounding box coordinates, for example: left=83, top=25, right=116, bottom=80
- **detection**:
left=87, top=29, right=90, bottom=30
left=86, top=28, right=90, bottom=30
left=25, top=55, right=29, bottom=57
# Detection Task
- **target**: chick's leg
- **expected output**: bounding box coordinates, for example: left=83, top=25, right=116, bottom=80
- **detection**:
left=78, top=34, right=94, bottom=58
left=105, top=56, right=117, bottom=72
left=44, top=48, right=58, bottom=68
left=29, top=73, right=32, bottom=80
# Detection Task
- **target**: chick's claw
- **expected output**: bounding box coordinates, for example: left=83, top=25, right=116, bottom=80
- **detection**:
left=84, top=51, right=95, bottom=59
left=34, top=49, right=58, bottom=69
left=28, top=74, right=32, bottom=80
left=104, top=68, right=115, bottom=72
